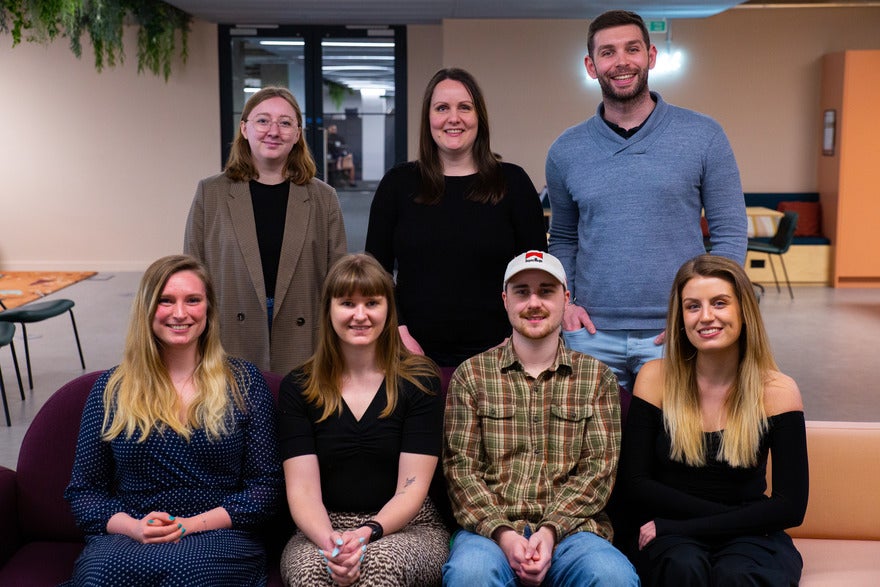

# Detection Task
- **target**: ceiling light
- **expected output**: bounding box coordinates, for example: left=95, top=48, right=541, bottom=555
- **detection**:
left=322, top=41, right=394, bottom=48
left=260, top=40, right=304, bottom=46
left=322, top=65, right=393, bottom=72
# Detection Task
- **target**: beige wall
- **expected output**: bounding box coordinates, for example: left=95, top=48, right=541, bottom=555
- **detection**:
left=1, top=8, right=878, bottom=270
left=0, top=21, right=220, bottom=271
left=406, top=24, right=443, bottom=161
left=436, top=8, right=880, bottom=191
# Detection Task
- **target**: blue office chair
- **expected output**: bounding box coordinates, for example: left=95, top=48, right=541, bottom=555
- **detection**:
left=0, top=299, right=85, bottom=390
left=747, top=211, right=799, bottom=300
left=0, top=322, right=25, bottom=426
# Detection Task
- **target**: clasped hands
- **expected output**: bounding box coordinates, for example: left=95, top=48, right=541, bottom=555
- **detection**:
left=319, top=527, right=370, bottom=587
left=119, top=511, right=188, bottom=544
left=496, top=526, right=556, bottom=586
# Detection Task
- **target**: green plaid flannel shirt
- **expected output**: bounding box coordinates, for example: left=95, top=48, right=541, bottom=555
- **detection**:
left=443, top=338, right=621, bottom=542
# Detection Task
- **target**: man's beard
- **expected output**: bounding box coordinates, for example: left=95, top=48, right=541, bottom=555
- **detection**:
left=513, top=312, right=562, bottom=340
left=597, top=67, right=650, bottom=105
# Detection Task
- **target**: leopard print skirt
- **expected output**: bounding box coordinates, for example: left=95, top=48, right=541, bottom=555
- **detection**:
left=280, top=498, right=449, bottom=586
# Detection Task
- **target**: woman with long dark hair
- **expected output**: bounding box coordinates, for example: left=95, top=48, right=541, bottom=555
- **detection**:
left=365, top=68, right=546, bottom=372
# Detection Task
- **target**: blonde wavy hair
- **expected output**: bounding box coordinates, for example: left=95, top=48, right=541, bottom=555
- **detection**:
left=663, top=255, right=776, bottom=467
left=300, top=253, right=438, bottom=422
left=102, top=255, right=243, bottom=442
left=224, top=86, right=317, bottom=185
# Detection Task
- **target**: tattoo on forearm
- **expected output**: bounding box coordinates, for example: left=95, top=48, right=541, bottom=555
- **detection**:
left=395, top=476, right=417, bottom=495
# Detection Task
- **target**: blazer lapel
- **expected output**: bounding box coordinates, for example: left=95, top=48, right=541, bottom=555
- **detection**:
left=227, top=181, right=267, bottom=302
left=273, top=182, right=311, bottom=308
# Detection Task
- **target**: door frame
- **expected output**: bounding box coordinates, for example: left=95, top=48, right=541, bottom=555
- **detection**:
left=217, top=24, right=407, bottom=180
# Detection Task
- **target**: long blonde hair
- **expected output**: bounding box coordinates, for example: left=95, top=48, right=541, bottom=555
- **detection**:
left=102, top=255, right=243, bottom=442
left=300, top=253, right=438, bottom=422
left=224, top=86, right=317, bottom=185
left=663, top=255, right=776, bottom=467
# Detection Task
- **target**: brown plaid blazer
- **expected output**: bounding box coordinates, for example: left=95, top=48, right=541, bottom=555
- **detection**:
left=184, top=173, right=347, bottom=376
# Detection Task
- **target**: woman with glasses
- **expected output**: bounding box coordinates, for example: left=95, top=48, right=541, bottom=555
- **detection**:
left=365, top=68, right=546, bottom=379
left=185, top=87, right=347, bottom=377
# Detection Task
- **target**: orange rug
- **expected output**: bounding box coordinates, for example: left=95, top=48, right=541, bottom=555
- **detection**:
left=0, top=271, right=97, bottom=310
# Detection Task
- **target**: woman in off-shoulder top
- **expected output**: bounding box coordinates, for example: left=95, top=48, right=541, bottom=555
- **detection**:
left=617, top=254, right=808, bottom=586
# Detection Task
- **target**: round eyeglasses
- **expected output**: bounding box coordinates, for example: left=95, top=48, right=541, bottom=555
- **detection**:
left=247, top=117, right=297, bottom=134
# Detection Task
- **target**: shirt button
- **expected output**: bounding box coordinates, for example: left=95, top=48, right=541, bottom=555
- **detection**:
left=296, top=317, right=306, bottom=326
left=533, top=416, right=539, bottom=423
left=237, top=313, right=245, bottom=321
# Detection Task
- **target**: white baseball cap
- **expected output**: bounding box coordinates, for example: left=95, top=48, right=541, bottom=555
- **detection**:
left=503, top=250, right=567, bottom=289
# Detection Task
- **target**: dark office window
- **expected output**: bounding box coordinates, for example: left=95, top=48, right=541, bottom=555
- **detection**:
left=218, top=25, right=407, bottom=188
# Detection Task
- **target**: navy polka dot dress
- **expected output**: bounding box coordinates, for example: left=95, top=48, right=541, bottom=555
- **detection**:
left=64, top=359, right=283, bottom=586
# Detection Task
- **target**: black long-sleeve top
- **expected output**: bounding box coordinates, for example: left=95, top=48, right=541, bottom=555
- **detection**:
left=617, top=396, right=809, bottom=540
left=365, top=161, right=547, bottom=366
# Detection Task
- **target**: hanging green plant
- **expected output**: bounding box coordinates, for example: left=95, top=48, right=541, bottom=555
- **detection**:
left=0, top=0, right=190, bottom=80
left=325, top=79, right=354, bottom=111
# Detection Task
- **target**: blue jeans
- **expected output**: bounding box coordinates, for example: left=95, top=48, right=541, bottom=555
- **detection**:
left=442, top=529, right=639, bottom=587
left=562, top=328, right=664, bottom=392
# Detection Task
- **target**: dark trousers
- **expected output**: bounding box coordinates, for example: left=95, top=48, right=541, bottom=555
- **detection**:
left=633, top=531, right=802, bottom=586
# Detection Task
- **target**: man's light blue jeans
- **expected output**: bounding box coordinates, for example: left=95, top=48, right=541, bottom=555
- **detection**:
left=442, top=529, right=639, bottom=586
left=562, top=327, right=664, bottom=392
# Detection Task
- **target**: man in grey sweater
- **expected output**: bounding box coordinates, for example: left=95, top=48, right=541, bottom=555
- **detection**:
left=546, top=10, right=747, bottom=393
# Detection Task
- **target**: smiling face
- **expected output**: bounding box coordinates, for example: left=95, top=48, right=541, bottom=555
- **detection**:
left=330, top=292, right=389, bottom=350
left=681, top=276, right=743, bottom=354
left=240, top=96, right=300, bottom=172
left=152, top=270, right=208, bottom=352
left=428, top=79, right=478, bottom=164
left=503, top=269, right=569, bottom=341
left=585, top=24, right=656, bottom=104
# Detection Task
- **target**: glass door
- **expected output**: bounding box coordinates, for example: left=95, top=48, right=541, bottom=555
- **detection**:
left=219, top=25, right=406, bottom=190
left=321, top=34, right=397, bottom=190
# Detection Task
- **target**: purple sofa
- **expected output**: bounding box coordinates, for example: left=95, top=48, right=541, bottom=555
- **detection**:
left=0, top=370, right=288, bottom=586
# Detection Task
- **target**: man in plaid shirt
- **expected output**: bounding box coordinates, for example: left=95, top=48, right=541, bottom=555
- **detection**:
left=442, top=250, right=638, bottom=586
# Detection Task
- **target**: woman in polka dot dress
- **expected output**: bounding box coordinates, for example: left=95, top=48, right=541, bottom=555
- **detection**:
left=64, top=255, right=284, bottom=586
left=277, top=254, right=449, bottom=586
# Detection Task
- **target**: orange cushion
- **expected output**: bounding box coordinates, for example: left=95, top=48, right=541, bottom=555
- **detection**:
left=778, top=201, right=821, bottom=236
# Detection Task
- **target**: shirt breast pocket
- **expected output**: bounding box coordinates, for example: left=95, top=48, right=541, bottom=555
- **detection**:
left=475, top=402, right=518, bottom=464
left=549, top=404, right=592, bottom=469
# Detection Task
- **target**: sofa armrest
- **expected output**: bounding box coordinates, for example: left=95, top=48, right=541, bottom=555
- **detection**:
left=773, top=421, right=880, bottom=541
left=0, top=466, right=21, bottom=569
